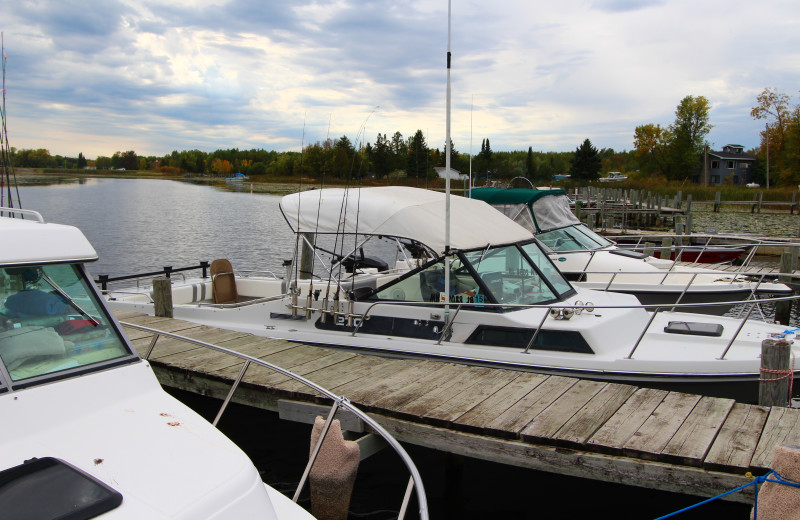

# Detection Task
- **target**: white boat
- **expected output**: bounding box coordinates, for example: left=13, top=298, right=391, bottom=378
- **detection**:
left=103, top=186, right=800, bottom=403
left=468, top=186, right=793, bottom=315
left=0, top=207, right=424, bottom=519
left=598, top=172, right=628, bottom=182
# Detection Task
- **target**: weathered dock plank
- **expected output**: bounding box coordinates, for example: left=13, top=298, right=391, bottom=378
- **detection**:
left=704, top=403, right=770, bottom=472
left=587, top=387, right=669, bottom=454
left=660, top=396, right=736, bottom=467
left=751, top=406, right=800, bottom=470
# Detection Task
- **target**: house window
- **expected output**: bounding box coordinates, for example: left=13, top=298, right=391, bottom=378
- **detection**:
left=727, top=161, right=735, bottom=169
left=741, top=163, right=749, bottom=169
left=711, top=175, right=720, bottom=184
left=711, top=160, right=719, bottom=169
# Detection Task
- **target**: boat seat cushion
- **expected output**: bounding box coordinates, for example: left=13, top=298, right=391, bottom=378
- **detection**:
left=663, top=321, right=724, bottom=337
left=0, top=325, right=67, bottom=370
left=210, top=259, right=238, bottom=304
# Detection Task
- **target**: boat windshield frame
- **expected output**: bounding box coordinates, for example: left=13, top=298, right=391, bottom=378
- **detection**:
left=0, top=261, right=139, bottom=391
left=368, top=239, right=576, bottom=309
left=536, top=224, right=615, bottom=252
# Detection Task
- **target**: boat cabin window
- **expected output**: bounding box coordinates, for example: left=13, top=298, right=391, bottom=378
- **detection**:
left=372, top=258, right=483, bottom=304
left=462, top=244, right=566, bottom=305
left=372, top=242, right=573, bottom=306
left=537, top=224, right=613, bottom=251
left=0, top=264, right=132, bottom=384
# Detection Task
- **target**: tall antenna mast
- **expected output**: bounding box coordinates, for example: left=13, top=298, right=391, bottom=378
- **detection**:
left=443, top=0, right=452, bottom=314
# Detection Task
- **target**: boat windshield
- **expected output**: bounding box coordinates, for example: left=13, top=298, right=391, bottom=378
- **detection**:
left=372, top=241, right=573, bottom=306
left=0, top=264, right=132, bottom=384
left=537, top=224, right=614, bottom=252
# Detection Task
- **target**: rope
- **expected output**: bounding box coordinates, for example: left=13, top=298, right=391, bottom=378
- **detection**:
left=653, top=469, right=800, bottom=519
left=758, top=352, right=795, bottom=400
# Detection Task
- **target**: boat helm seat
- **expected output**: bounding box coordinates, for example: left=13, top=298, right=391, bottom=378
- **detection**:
left=210, top=259, right=239, bottom=304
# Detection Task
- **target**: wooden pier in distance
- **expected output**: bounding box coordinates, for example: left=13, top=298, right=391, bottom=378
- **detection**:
left=115, top=311, right=800, bottom=505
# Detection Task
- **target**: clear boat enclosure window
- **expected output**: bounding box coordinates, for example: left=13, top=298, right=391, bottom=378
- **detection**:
left=0, top=264, right=131, bottom=383
left=372, top=242, right=573, bottom=306
left=492, top=203, right=536, bottom=233
left=462, top=244, right=569, bottom=305
left=372, top=257, right=483, bottom=304
left=537, top=224, right=613, bottom=251
left=530, top=193, right=580, bottom=231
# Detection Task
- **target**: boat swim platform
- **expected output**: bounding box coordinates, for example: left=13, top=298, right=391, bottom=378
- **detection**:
left=115, top=311, right=800, bottom=505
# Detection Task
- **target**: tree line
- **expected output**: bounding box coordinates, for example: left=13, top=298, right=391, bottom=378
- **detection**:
left=9, top=88, right=799, bottom=186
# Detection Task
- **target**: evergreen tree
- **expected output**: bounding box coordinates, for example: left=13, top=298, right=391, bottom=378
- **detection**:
left=570, top=139, right=601, bottom=180
left=407, top=130, right=429, bottom=178
left=373, top=133, right=391, bottom=178
left=525, top=147, right=538, bottom=180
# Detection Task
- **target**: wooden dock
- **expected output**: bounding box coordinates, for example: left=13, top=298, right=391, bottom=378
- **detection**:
left=115, top=311, right=800, bottom=505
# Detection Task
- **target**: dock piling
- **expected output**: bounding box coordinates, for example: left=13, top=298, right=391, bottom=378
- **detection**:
left=153, top=277, right=173, bottom=318
left=759, top=338, right=792, bottom=407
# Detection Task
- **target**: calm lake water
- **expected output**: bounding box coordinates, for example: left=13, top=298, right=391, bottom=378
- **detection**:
left=14, top=178, right=297, bottom=279
left=11, top=178, right=753, bottom=519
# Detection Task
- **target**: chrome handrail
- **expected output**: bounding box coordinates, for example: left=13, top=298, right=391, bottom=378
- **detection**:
left=0, top=206, right=46, bottom=222
left=120, top=321, right=429, bottom=520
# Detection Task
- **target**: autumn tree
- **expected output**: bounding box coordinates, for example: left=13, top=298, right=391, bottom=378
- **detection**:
left=633, top=123, right=670, bottom=176
left=751, top=88, right=800, bottom=185
left=633, top=95, right=712, bottom=180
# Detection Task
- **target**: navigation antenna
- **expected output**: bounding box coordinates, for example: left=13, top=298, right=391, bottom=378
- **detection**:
left=0, top=33, right=22, bottom=216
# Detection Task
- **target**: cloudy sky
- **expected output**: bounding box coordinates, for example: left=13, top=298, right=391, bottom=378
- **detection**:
left=2, top=0, right=799, bottom=159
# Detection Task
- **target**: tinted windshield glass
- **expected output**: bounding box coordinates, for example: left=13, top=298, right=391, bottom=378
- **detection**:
left=537, top=224, right=612, bottom=251
left=0, top=264, right=131, bottom=382
left=463, top=244, right=565, bottom=305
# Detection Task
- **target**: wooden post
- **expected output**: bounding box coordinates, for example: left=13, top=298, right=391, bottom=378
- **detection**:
left=153, top=277, right=173, bottom=318
left=714, top=191, right=721, bottom=212
left=775, top=251, right=794, bottom=325
left=643, top=242, right=655, bottom=257
left=792, top=191, right=797, bottom=214
left=759, top=338, right=792, bottom=407
left=686, top=212, right=693, bottom=236
left=758, top=191, right=763, bottom=214
left=660, top=237, right=673, bottom=261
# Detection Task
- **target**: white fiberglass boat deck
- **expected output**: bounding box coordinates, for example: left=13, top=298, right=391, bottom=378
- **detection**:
left=102, top=187, right=800, bottom=403
left=0, top=207, right=426, bottom=519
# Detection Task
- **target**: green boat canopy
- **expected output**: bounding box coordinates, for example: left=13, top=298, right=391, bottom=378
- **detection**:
left=470, top=187, right=580, bottom=233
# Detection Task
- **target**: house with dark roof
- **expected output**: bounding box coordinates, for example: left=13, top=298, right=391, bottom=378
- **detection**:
left=696, top=144, right=757, bottom=185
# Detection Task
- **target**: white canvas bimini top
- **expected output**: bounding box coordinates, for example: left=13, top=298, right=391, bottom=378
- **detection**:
left=1, top=215, right=98, bottom=264
left=280, top=186, right=533, bottom=253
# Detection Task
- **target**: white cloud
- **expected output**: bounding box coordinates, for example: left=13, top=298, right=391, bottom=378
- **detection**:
left=2, top=0, right=799, bottom=158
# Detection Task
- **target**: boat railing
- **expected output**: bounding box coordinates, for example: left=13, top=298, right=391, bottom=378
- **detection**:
left=96, top=262, right=210, bottom=291
left=0, top=206, right=46, bottom=222
left=119, top=321, right=429, bottom=520
left=337, top=293, right=800, bottom=363
left=96, top=263, right=281, bottom=292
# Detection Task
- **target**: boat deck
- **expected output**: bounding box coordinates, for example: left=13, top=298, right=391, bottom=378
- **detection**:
left=115, top=311, right=800, bottom=504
